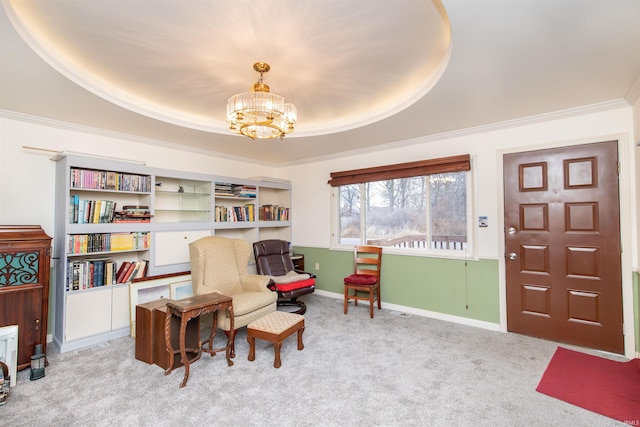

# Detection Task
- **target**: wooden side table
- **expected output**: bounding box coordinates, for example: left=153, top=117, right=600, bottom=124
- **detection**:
left=164, top=292, right=234, bottom=388
left=291, top=254, right=304, bottom=271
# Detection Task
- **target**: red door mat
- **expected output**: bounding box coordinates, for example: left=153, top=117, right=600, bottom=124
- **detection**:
left=536, top=347, right=640, bottom=423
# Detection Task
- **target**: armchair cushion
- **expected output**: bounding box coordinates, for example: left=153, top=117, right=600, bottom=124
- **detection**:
left=231, top=292, right=278, bottom=317
left=272, top=278, right=316, bottom=293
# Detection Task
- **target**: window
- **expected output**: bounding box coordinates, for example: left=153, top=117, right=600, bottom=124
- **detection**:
left=330, top=155, right=471, bottom=255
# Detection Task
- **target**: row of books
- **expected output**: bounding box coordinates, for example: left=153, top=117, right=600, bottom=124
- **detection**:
left=66, top=259, right=147, bottom=291
left=215, top=204, right=255, bottom=222
left=70, top=168, right=152, bottom=193
left=69, top=196, right=117, bottom=224
left=259, top=205, right=290, bottom=221
left=67, top=232, right=151, bottom=254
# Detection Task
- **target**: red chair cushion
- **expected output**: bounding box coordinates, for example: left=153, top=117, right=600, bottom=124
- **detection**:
left=344, top=274, right=378, bottom=285
left=274, top=278, right=315, bottom=293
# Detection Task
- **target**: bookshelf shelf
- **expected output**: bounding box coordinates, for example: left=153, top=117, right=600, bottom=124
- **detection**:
left=155, top=177, right=211, bottom=223
left=54, top=155, right=292, bottom=352
left=65, top=281, right=130, bottom=294
left=66, top=248, right=150, bottom=257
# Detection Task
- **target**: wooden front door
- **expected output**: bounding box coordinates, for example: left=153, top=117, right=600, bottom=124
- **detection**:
left=504, top=141, right=623, bottom=354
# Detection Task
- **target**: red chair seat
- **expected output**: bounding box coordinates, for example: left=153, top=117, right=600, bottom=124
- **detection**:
left=273, top=278, right=316, bottom=293
left=344, top=274, right=378, bottom=286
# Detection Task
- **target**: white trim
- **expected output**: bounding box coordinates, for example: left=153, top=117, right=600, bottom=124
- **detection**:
left=1, top=98, right=630, bottom=168
left=625, top=73, right=640, bottom=105
left=53, top=327, right=130, bottom=353
left=279, top=100, right=631, bottom=167
left=0, top=109, right=278, bottom=167
left=496, top=133, right=636, bottom=358
left=313, top=289, right=500, bottom=332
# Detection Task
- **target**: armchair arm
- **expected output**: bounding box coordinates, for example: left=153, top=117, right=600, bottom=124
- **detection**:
left=240, top=273, right=272, bottom=292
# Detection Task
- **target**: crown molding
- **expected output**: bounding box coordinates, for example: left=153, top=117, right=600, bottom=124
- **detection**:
left=282, top=99, right=631, bottom=167
left=0, top=109, right=278, bottom=167
left=625, top=73, right=640, bottom=105
left=1, top=98, right=632, bottom=168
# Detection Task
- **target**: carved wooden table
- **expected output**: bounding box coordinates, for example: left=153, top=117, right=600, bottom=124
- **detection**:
left=164, top=292, right=234, bottom=388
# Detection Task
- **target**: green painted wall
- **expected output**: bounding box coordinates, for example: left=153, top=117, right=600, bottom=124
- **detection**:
left=294, top=247, right=500, bottom=324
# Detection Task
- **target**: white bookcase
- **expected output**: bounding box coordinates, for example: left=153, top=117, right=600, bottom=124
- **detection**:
left=53, top=155, right=291, bottom=352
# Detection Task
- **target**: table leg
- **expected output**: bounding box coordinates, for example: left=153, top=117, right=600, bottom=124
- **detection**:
left=226, top=305, right=234, bottom=366
left=178, top=315, right=190, bottom=388
left=164, top=309, right=174, bottom=376
left=206, top=311, right=216, bottom=355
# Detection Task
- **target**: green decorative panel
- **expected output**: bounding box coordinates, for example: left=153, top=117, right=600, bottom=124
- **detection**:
left=294, top=246, right=499, bottom=324
left=0, top=251, right=39, bottom=286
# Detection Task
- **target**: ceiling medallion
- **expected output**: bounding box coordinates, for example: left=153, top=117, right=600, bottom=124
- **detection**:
left=226, top=62, right=297, bottom=140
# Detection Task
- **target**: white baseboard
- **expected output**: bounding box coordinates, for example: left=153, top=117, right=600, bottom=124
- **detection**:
left=313, top=289, right=500, bottom=332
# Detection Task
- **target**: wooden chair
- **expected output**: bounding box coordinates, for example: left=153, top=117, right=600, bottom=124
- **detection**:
left=343, top=245, right=382, bottom=318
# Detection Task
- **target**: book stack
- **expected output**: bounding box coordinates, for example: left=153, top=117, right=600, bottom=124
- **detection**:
left=233, top=185, right=256, bottom=198
left=214, top=182, right=235, bottom=196
left=113, top=205, right=152, bottom=223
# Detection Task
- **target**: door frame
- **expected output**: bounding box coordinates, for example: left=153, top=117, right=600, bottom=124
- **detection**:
left=496, top=133, right=636, bottom=358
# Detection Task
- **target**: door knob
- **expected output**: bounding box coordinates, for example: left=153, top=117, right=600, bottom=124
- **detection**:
left=508, top=253, right=517, bottom=261
left=508, top=227, right=517, bottom=235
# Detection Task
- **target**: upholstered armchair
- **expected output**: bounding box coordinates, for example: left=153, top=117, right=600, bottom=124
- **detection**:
left=189, top=236, right=277, bottom=357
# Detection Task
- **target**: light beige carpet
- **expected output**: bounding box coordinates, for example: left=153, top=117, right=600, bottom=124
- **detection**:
left=3, top=294, right=621, bottom=426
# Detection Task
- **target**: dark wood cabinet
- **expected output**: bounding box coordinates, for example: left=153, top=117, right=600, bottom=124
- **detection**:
left=291, top=254, right=304, bottom=271
left=134, top=299, right=198, bottom=369
left=0, top=226, right=52, bottom=370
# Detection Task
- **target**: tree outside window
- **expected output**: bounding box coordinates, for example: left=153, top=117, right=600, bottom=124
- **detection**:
left=338, top=172, right=467, bottom=251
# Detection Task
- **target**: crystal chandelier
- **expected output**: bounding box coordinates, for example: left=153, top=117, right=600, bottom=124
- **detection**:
left=226, top=62, right=297, bottom=140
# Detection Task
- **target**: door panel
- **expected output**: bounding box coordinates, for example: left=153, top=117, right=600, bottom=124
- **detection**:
left=504, top=141, right=623, bottom=353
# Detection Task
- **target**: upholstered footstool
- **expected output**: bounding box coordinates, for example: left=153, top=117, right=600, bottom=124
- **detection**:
left=247, top=311, right=304, bottom=368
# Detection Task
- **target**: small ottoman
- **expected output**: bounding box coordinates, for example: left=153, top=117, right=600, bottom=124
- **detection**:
left=247, top=311, right=304, bottom=368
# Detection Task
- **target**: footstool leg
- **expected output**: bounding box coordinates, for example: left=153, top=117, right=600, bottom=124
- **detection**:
left=273, top=342, right=283, bottom=368
left=247, top=335, right=256, bottom=362
left=297, top=326, right=304, bottom=351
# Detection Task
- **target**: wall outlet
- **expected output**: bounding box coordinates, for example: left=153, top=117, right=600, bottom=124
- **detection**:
left=315, top=262, right=320, bottom=271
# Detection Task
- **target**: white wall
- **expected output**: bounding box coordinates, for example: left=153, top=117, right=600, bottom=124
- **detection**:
left=281, top=106, right=637, bottom=265
left=634, top=97, right=640, bottom=270
left=2, top=106, right=636, bottom=265
left=1, top=104, right=638, bottom=355
left=0, top=116, right=278, bottom=237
